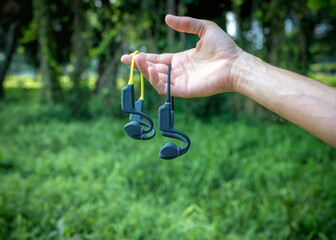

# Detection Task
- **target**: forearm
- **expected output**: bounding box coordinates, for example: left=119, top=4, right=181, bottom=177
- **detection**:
left=232, top=51, right=336, bottom=148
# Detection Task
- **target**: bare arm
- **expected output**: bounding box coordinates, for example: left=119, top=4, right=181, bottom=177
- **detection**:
left=232, top=52, right=336, bottom=147
left=121, top=15, right=336, bottom=148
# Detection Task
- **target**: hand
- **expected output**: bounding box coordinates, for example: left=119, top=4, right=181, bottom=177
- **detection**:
left=120, top=14, right=243, bottom=98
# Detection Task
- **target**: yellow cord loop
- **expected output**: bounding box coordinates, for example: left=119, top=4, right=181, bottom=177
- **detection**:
left=128, top=50, right=139, bottom=85
left=140, top=73, right=144, bottom=100
left=128, top=50, right=144, bottom=100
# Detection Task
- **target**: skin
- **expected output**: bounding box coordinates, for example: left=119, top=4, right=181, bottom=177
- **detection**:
left=121, top=14, right=336, bottom=148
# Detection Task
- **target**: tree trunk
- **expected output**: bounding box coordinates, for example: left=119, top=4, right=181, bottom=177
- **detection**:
left=107, top=55, right=119, bottom=91
left=0, top=22, right=18, bottom=100
left=166, top=0, right=175, bottom=51
left=94, top=58, right=119, bottom=93
left=269, top=0, right=283, bottom=67
left=94, top=55, right=106, bottom=93
left=270, top=20, right=279, bottom=66
left=95, top=18, right=125, bottom=94
left=177, top=0, right=186, bottom=50
left=298, top=0, right=308, bottom=74
left=34, top=0, right=60, bottom=102
left=72, top=0, right=82, bottom=88
left=94, top=44, right=121, bottom=93
left=244, top=97, right=256, bottom=114
left=36, top=0, right=51, bottom=101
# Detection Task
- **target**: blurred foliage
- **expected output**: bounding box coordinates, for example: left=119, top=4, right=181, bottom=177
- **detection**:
left=308, top=73, right=336, bottom=87
left=1, top=0, right=335, bottom=117
left=0, top=89, right=335, bottom=239
left=0, top=0, right=336, bottom=238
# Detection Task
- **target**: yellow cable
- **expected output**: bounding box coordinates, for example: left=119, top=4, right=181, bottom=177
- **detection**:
left=128, top=50, right=139, bottom=85
left=128, top=50, right=145, bottom=100
left=140, top=73, right=144, bottom=100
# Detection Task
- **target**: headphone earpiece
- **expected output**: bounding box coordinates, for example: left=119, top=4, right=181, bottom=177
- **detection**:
left=124, top=121, right=142, bottom=138
left=124, top=120, right=155, bottom=140
left=159, top=142, right=179, bottom=159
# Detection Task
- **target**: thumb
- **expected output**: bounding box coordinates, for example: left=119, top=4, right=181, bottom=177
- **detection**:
left=165, top=14, right=212, bottom=38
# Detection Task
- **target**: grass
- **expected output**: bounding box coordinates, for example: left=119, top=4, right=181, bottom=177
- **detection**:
left=0, top=90, right=335, bottom=240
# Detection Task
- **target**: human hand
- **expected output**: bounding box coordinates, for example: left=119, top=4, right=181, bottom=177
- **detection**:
left=120, top=14, right=243, bottom=98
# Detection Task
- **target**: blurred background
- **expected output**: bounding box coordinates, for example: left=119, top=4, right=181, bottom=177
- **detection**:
left=0, top=0, right=336, bottom=239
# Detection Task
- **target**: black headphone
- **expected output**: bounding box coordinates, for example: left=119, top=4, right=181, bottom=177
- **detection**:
left=121, top=51, right=155, bottom=140
left=121, top=53, right=190, bottom=158
left=158, top=65, right=191, bottom=159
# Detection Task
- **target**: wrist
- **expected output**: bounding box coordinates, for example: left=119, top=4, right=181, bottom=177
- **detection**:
left=230, top=51, right=263, bottom=95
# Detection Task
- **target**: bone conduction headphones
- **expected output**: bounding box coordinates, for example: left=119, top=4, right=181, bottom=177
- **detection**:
left=158, top=65, right=191, bottom=159
left=121, top=50, right=155, bottom=140
left=121, top=51, right=190, bottom=159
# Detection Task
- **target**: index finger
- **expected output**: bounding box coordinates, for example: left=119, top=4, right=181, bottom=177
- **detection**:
left=120, top=52, right=174, bottom=67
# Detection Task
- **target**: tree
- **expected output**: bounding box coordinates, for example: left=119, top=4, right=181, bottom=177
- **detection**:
left=89, top=0, right=125, bottom=93
left=0, top=21, right=18, bottom=99
left=34, top=0, right=61, bottom=102
left=0, top=0, right=32, bottom=99
left=166, top=0, right=176, bottom=51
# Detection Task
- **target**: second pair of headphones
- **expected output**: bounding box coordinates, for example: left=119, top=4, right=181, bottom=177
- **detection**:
left=121, top=51, right=190, bottom=159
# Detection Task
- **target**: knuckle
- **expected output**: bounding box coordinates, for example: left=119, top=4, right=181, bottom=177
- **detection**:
left=204, top=21, right=217, bottom=32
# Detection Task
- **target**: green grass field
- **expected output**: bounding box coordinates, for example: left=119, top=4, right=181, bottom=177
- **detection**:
left=0, top=90, right=335, bottom=240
